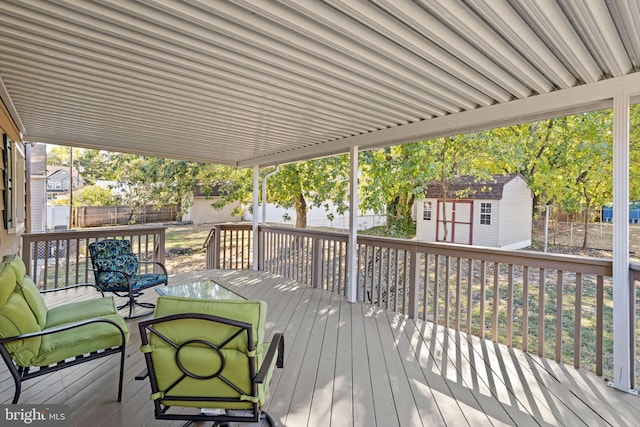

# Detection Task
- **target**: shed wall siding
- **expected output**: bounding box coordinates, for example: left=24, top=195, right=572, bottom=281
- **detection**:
left=185, top=197, right=241, bottom=225
left=497, top=177, right=533, bottom=248
left=472, top=200, right=500, bottom=247
left=415, top=198, right=437, bottom=243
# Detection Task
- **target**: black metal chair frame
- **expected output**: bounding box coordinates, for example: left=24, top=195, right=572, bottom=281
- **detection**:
left=89, top=246, right=168, bottom=319
left=137, top=313, right=284, bottom=427
left=94, top=262, right=167, bottom=319
left=0, top=285, right=127, bottom=404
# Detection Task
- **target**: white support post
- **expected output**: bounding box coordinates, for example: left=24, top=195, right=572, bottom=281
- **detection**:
left=611, top=92, right=637, bottom=394
left=252, top=165, right=259, bottom=271
left=347, top=146, right=358, bottom=303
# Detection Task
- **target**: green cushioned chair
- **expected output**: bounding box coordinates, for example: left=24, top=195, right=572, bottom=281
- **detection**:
left=137, top=296, right=284, bottom=427
left=0, top=255, right=129, bottom=404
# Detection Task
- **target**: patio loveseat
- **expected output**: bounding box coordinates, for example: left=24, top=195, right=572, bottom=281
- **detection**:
left=0, top=254, right=129, bottom=403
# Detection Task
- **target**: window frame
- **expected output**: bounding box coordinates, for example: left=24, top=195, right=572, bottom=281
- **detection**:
left=423, top=200, right=432, bottom=221
left=2, top=134, right=25, bottom=234
left=479, top=202, right=492, bottom=226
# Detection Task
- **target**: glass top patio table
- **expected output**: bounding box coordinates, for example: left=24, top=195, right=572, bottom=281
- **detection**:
left=155, top=280, right=244, bottom=300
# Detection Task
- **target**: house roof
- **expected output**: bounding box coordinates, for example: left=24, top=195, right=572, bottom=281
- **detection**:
left=194, top=183, right=222, bottom=198
left=0, top=2, right=639, bottom=167
left=424, top=173, right=525, bottom=200
left=46, top=166, right=80, bottom=179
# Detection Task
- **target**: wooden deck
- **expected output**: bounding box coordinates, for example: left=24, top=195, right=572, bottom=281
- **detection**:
left=1, top=269, right=638, bottom=426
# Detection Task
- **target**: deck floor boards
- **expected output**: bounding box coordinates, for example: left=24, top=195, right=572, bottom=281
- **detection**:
left=0, top=269, right=636, bottom=426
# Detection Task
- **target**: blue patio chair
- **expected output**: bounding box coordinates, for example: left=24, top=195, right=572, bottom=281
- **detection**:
left=88, top=239, right=168, bottom=319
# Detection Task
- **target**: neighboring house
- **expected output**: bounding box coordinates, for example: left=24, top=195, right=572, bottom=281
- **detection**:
left=416, top=173, right=532, bottom=249
left=182, top=183, right=242, bottom=225
left=28, top=143, right=47, bottom=232
left=95, top=180, right=129, bottom=199
left=46, top=165, right=83, bottom=201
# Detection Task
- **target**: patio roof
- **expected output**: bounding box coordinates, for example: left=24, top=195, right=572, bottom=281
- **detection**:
left=0, top=1, right=639, bottom=167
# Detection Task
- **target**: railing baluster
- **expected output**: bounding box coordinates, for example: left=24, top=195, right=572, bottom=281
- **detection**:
left=479, top=260, right=486, bottom=339
left=466, top=259, right=473, bottom=334
left=433, top=255, right=440, bottom=325
left=574, top=272, right=582, bottom=368
left=444, top=256, right=451, bottom=329
left=455, top=257, right=462, bottom=331
left=507, top=264, right=514, bottom=347
left=556, top=271, right=564, bottom=362
left=492, top=261, right=499, bottom=342
left=522, top=266, right=529, bottom=352
left=538, top=268, right=545, bottom=358
left=596, top=275, right=604, bottom=376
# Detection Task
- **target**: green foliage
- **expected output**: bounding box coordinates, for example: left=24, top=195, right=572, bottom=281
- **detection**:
left=264, top=156, right=350, bottom=228
left=73, top=185, right=120, bottom=206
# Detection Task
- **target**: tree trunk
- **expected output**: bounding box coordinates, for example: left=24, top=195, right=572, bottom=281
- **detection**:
left=294, top=193, right=307, bottom=228
left=582, top=202, right=591, bottom=250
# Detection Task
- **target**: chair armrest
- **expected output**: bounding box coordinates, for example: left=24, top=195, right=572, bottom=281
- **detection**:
left=255, top=333, right=284, bottom=384
left=90, top=268, right=134, bottom=291
left=39, top=283, right=105, bottom=297
left=138, top=261, right=168, bottom=276
left=0, top=317, right=127, bottom=347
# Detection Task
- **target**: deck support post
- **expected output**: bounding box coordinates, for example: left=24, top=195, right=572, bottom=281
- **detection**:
left=252, top=165, right=259, bottom=271
left=347, top=146, right=358, bottom=303
left=611, top=92, right=637, bottom=394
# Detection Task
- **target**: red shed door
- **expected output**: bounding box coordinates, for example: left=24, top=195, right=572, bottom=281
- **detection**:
left=436, top=200, right=473, bottom=245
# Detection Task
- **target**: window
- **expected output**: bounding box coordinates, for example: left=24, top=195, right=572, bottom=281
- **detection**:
left=47, top=180, right=53, bottom=190
left=480, top=202, right=492, bottom=225
left=2, top=134, right=25, bottom=233
left=55, top=181, right=61, bottom=190
left=423, top=201, right=432, bottom=220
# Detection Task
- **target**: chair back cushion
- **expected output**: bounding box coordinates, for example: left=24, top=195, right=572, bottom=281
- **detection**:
left=89, top=240, right=139, bottom=289
left=3, top=255, right=48, bottom=328
left=0, top=261, right=42, bottom=366
left=145, top=296, right=267, bottom=409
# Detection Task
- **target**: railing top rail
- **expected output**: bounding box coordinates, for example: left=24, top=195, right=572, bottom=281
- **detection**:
left=203, top=227, right=217, bottom=249
left=357, top=234, right=612, bottom=275
left=260, top=224, right=349, bottom=240
left=22, top=226, right=167, bottom=241
left=259, top=225, right=612, bottom=276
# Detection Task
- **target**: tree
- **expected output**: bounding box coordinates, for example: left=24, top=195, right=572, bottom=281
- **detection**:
left=264, top=157, right=350, bottom=228
left=360, top=134, right=494, bottom=236
left=73, top=185, right=120, bottom=206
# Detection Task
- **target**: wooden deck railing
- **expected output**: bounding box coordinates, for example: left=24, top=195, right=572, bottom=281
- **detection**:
left=21, top=226, right=166, bottom=289
left=205, top=223, right=631, bottom=381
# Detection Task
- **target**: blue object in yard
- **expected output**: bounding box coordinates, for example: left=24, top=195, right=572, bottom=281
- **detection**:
left=601, top=204, right=640, bottom=223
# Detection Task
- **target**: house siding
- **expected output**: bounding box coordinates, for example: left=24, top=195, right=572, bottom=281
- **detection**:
left=0, top=108, right=25, bottom=257
left=30, top=177, right=46, bottom=232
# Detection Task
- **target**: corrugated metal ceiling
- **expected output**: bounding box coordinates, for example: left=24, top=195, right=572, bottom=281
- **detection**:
left=0, top=0, right=639, bottom=167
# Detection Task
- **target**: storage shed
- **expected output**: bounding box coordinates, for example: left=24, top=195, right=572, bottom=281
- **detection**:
left=416, top=173, right=532, bottom=249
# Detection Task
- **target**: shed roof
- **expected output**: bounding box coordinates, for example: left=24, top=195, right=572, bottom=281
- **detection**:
left=424, top=173, right=525, bottom=200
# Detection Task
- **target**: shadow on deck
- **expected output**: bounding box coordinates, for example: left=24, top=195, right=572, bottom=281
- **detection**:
left=1, top=269, right=638, bottom=426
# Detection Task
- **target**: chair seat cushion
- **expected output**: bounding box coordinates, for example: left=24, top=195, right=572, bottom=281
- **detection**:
left=46, top=296, right=120, bottom=328
left=132, top=274, right=167, bottom=291
left=33, top=313, right=128, bottom=366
